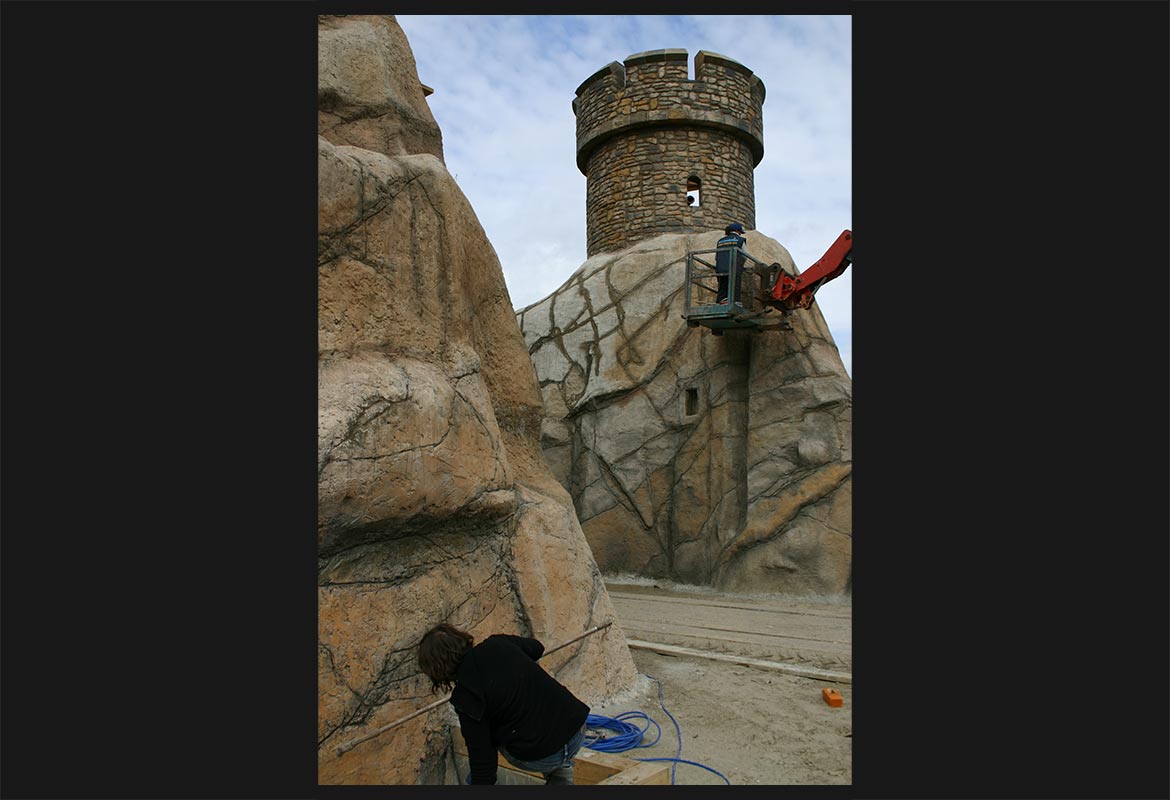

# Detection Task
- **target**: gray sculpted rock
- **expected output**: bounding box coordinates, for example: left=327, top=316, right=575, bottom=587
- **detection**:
left=517, top=230, right=852, bottom=595
left=317, top=15, right=637, bottom=785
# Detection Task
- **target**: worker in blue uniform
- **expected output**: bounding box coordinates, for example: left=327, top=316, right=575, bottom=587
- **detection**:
left=714, top=222, right=746, bottom=304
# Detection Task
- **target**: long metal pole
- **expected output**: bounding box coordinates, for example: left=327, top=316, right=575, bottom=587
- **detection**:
left=333, top=620, right=613, bottom=757
left=540, top=621, right=612, bottom=658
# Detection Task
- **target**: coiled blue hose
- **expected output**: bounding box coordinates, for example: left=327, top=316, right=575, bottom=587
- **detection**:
left=583, top=711, right=661, bottom=752
left=583, top=672, right=731, bottom=785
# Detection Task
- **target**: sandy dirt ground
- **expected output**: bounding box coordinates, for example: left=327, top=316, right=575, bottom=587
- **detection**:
left=586, top=578, right=853, bottom=785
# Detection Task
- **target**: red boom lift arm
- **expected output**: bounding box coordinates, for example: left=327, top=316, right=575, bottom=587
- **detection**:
left=768, top=229, right=852, bottom=312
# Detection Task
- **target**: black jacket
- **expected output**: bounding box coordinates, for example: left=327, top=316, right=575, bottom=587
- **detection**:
left=715, top=232, right=746, bottom=275
left=450, top=634, right=590, bottom=784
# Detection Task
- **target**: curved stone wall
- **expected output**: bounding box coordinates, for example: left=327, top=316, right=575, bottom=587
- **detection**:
left=573, top=49, right=766, bottom=255
left=583, top=126, right=756, bottom=254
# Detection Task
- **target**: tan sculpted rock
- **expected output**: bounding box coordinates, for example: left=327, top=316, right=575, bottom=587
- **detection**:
left=518, top=231, right=852, bottom=595
left=318, top=15, right=444, bottom=162
left=318, top=15, right=637, bottom=785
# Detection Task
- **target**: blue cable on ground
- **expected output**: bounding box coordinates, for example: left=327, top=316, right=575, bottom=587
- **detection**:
left=582, top=672, right=731, bottom=785
left=584, top=711, right=660, bottom=752
left=637, top=757, right=731, bottom=783
left=643, top=673, right=683, bottom=784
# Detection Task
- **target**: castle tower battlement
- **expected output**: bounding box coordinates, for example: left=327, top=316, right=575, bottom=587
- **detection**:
left=573, top=49, right=766, bottom=256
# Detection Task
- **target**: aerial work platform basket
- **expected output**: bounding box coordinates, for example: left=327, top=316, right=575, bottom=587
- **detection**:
left=683, top=230, right=852, bottom=335
left=683, top=246, right=792, bottom=335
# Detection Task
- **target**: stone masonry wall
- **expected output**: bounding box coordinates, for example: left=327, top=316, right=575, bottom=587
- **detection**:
left=573, top=49, right=765, bottom=256
left=584, top=126, right=756, bottom=255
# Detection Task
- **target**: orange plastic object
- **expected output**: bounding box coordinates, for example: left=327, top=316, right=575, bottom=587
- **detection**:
left=822, top=688, right=843, bottom=707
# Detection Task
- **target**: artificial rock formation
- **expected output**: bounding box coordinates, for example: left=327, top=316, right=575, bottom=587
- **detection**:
left=517, top=230, right=852, bottom=595
left=317, top=15, right=637, bottom=785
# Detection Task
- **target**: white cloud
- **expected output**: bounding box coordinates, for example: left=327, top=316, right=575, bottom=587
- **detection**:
left=396, top=15, right=851, bottom=376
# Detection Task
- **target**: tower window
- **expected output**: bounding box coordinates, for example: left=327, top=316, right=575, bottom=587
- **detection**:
left=686, top=176, right=701, bottom=207
left=685, top=387, right=699, bottom=416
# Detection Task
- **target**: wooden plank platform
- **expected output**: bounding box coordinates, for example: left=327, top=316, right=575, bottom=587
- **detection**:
left=626, top=638, right=852, bottom=684
left=453, top=733, right=669, bottom=785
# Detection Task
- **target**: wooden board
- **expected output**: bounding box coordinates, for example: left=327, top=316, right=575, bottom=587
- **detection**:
left=626, top=638, right=852, bottom=684
left=573, top=748, right=641, bottom=784
left=596, top=760, right=671, bottom=785
left=452, top=732, right=669, bottom=785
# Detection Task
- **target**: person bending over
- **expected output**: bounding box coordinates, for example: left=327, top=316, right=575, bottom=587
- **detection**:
left=417, top=623, right=590, bottom=785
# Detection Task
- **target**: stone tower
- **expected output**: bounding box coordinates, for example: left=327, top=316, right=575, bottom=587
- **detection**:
left=573, top=49, right=765, bottom=256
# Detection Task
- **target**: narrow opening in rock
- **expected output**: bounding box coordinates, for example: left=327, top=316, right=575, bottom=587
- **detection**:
left=685, top=387, right=699, bottom=416
left=686, top=176, right=701, bottom=207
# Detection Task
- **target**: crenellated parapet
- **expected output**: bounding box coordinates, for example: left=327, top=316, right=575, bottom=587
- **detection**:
left=572, top=49, right=766, bottom=256
left=574, top=49, right=765, bottom=173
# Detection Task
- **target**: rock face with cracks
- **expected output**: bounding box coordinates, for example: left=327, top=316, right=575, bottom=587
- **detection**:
left=517, top=231, right=852, bottom=595
left=317, top=15, right=637, bottom=785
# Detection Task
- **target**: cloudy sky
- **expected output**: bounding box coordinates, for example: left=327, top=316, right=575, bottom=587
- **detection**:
left=396, top=15, right=852, bottom=375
